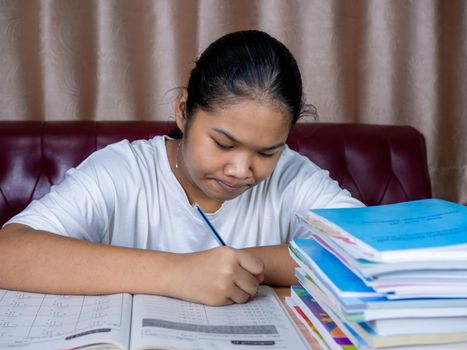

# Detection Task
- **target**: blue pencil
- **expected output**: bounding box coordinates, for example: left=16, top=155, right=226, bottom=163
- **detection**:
left=193, top=203, right=226, bottom=246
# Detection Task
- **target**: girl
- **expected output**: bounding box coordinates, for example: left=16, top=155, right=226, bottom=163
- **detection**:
left=0, top=30, right=362, bottom=305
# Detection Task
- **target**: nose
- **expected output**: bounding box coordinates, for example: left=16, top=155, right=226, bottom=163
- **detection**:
left=223, top=152, right=253, bottom=179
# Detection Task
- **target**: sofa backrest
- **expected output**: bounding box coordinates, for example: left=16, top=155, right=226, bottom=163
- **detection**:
left=0, top=121, right=431, bottom=226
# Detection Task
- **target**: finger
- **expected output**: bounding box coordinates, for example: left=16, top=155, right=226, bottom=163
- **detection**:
left=236, top=250, right=264, bottom=276
left=229, top=286, right=251, bottom=304
left=232, top=267, right=260, bottom=297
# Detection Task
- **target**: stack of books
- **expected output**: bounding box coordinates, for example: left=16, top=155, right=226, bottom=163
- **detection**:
left=286, top=198, right=467, bottom=350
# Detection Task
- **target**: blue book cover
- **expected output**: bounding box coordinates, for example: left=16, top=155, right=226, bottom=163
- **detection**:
left=294, top=267, right=389, bottom=315
left=291, top=239, right=378, bottom=297
left=306, top=199, right=467, bottom=262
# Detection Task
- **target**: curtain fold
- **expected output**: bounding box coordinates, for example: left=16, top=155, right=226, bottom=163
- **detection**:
left=0, top=0, right=466, bottom=203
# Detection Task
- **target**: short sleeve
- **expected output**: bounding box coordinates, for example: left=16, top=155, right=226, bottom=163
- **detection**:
left=276, top=149, right=364, bottom=241
left=3, top=143, right=129, bottom=243
left=5, top=167, right=111, bottom=242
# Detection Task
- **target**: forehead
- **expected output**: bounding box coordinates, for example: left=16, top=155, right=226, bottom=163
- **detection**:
left=193, top=99, right=291, bottom=145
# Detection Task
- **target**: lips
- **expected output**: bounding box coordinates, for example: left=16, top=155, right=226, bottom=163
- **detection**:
left=215, top=179, right=251, bottom=193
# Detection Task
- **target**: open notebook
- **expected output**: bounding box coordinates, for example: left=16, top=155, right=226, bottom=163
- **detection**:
left=0, top=286, right=310, bottom=350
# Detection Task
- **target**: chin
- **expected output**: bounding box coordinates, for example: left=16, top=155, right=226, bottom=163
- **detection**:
left=206, top=187, right=247, bottom=202
left=209, top=192, right=240, bottom=202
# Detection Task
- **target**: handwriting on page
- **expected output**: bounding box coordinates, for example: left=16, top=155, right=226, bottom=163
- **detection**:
left=0, top=289, right=124, bottom=345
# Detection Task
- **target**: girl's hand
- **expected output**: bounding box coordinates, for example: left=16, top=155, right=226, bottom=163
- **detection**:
left=168, top=246, right=264, bottom=306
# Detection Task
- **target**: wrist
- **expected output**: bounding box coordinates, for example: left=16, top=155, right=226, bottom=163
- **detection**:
left=122, top=249, right=183, bottom=296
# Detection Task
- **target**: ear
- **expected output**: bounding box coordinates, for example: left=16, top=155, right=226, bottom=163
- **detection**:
left=175, top=89, right=188, bottom=134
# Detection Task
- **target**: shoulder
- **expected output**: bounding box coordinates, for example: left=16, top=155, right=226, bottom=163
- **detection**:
left=86, top=135, right=164, bottom=162
left=265, top=146, right=363, bottom=209
left=78, top=136, right=166, bottom=173
left=271, top=145, right=325, bottom=184
left=70, top=136, right=170, bottom=194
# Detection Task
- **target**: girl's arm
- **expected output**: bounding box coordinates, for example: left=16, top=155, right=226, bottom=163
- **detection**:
left=0, top=224, right=263, bottom=306
left=244, top=244, right=298, bottom=286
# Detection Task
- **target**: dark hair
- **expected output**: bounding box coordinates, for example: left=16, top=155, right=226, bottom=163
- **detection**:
left=172, top=30, right=307, bottom=137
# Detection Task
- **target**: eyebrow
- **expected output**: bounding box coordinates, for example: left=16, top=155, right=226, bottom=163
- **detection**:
left=212, top=128, right=285, bottom=151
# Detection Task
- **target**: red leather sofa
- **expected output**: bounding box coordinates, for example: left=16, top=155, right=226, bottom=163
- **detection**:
left=0, top=121, right=431, bottom=226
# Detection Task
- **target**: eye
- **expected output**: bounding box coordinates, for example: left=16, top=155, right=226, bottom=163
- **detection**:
left=214, top=140, right=233, bottom=150
left=258, top=152, right=275, bottom=158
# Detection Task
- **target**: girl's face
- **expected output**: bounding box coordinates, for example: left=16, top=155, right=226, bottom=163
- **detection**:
left=174, top=95, right=291, bottom=211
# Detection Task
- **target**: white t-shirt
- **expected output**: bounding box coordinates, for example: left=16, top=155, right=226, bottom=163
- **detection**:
left=6, top=136, right=363, bottom=253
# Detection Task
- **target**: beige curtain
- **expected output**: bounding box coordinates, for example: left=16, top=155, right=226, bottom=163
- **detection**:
left=1, top=0, right=466, bottom=203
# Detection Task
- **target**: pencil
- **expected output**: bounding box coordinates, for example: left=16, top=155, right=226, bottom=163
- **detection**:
left=193, top=203, right=226, bottom=246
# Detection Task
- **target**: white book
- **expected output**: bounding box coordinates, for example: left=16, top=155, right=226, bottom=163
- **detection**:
left=0, top=286, right=311, bottom=350
left=368, top=316, right=467, bottom=336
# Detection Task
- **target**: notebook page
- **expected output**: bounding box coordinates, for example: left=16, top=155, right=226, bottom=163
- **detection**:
left=129, top=285, right=310, bottom=350
left=0, top=289, right=132, bottom=350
